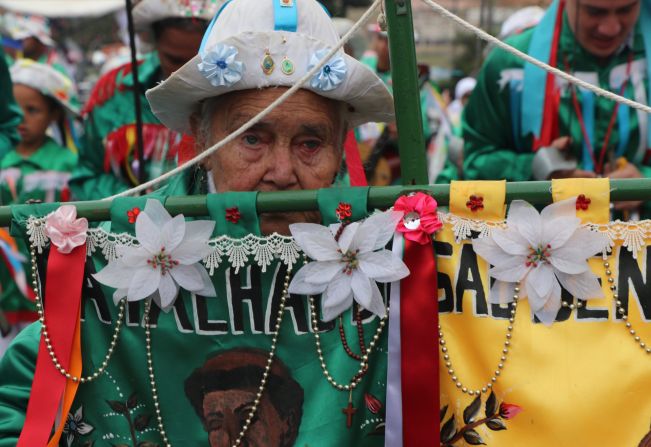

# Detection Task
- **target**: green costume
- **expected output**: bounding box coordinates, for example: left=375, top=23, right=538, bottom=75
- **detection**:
left=463, top=12, right=651, bottom=215
left=361, top=53, right=432, bottom=142
left=0, top=138, right=77, bottom=322
left=70, top=53, right=185, bottom=200
left=0, top=47, right=22, bottom=159
left=0, top=173, right=391, bottom=447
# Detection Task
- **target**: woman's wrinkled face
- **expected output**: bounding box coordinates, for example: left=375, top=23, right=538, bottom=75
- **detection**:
left=195, top=88, right=345, bottom=235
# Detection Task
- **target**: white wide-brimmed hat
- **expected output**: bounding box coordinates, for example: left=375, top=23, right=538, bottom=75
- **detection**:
left=499, top=6, right=544, bottom=39
left=134, top=0, right=224, bottom=32
left=10, top=59, right=79, bottom=116
left=146, top=0, right=394, bottom=134
left=1, top=12, right=55, bottom=47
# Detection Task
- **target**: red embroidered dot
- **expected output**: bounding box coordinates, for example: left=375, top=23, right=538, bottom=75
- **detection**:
left=466, top=195, right=484, bottom=212
left=226, top=207, right=241, bottom=224
left=576, top=194, right=591, bottom=211
left=335, top=202, right=353, bottom=221
left=127, top=207, right=141, bottom=224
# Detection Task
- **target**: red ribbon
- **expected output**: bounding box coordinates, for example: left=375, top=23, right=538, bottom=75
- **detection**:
left=17, top=245, right=86, bottom=446
left=534, top=0, right=565, bottom=150
left=343, top=130, right=368, bottom=187
left=401, top=239, right=439, bottom=446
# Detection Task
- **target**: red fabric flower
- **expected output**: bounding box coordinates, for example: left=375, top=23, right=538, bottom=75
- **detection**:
left=576, top=194, right=591, bottom=211
left=226, top=207, right=241, bottom=224
left=364, top=393, right=382, bottom=414
left=499, top=402, right=523, bottom=420
left=466, top=195, right=484, bottom=212
left=127, top=207, right=141, bottom=224
left=393, top=192, right=442, bottom=245
left=335, top=202, right=353, bottom=221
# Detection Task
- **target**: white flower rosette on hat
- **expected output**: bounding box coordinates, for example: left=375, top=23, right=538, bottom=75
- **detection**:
left=146, top=0, right=394, bottom=134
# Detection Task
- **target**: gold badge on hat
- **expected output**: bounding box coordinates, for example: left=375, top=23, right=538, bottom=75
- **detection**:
left=262, top=49, right=275, bottom=75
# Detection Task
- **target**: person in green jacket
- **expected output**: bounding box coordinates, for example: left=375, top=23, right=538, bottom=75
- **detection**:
left=0, top=59, right=77, bottom=356
left=0, top=46, right=21, bottom=158
left=463, top=0, right=651, bottom=217
left=0, top=0, right=397, bottom=445
left=69, top=0, right=221, bottom=200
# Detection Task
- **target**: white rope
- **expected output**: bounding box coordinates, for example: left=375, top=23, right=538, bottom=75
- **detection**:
left=422, top=0, right=651, bottom=115
left=107, top=0, right=382, bottom=200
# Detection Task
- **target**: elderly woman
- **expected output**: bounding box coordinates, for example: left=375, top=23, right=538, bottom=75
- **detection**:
left=148, top=0, right=392, bottom=234
left=0, top=0, right=395, bottom=446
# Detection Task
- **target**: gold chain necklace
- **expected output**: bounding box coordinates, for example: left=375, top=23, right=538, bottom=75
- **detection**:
left=144, top=267, right=293, bottom=447
left=438, top=282, right=522, bottom=396
left=308, top=296, right=387, bottom=428
left=29, top=244, right=126, bottom=383
left=605, top=259, right=651, bottom=353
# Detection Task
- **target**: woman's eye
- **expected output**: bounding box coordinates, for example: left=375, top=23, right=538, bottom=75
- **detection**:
left=243, top=135, right=260, bottom=146
left=301, top=140, right=322, bottom=151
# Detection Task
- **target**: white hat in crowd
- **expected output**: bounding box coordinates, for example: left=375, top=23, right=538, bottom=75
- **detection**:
left=10, top=59, right=79, bottom=116
left=455, top=77, right=476, bottom=100
left=499, top=6, right=545, bottom=40
left=146, top=0, right=394, bottom=134
left=134, top=0, right=224, bottom=31
left=0, top=13, right=55, bottom=47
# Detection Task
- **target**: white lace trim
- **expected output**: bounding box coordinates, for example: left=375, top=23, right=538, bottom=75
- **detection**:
left=24, top=213, right=651, bottom=263
left=438, top=213, right=651, bottom=259
left=438, top=212, right=506, bottom=244
left=25, top=215, right=301, bottom=273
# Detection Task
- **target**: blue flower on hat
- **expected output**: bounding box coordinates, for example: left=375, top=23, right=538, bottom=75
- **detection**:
left=308, top=49, right=347, bottom=92
left=198, top=43, right=244, bottom=87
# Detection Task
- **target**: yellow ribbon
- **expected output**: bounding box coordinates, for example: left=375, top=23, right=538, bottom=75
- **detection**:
left=551, top=178, right=610, bottom=223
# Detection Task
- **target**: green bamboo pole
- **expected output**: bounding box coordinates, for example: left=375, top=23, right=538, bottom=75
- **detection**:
left=2, top=178, right=651, bottom=225
left=384, top=0, right=429, bottom=185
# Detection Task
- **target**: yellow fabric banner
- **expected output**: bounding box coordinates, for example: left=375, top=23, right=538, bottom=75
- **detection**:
left=438, top=180, right=651, bottom=447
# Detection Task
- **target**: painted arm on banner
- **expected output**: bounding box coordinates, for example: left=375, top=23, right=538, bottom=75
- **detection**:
left=0, top=323, right=39, bottom=445
left=463, top=44, right=535, bottom=182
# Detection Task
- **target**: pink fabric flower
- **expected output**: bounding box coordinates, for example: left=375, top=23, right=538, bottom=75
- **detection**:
left=44, top=205, right=88, bottom=254
left=393, top=193, right=442, bottom=245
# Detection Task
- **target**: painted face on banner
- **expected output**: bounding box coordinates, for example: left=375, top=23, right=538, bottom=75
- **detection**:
left=202, top=390, right=287, bottom=446
left=566, top=0, right=640, bottom=58
left=185, top=349, right=304, bottom=447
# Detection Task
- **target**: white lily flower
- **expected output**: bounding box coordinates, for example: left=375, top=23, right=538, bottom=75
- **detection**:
left=472, top=198, right=608, bottom=326
left=94, top=199, right=216, bottom=311
left=289, top=210, right=410, bottom=322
